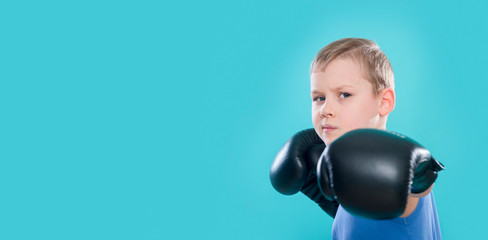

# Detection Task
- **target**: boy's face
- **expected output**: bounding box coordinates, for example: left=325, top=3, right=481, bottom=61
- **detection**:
left=310, top=58, right=384, bottom=145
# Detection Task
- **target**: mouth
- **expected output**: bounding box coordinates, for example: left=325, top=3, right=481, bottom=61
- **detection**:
left=322, top=124, right=337, bottom=134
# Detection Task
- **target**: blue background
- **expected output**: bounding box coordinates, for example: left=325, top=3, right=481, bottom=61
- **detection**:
left=1, top=0, right=486, bottom=239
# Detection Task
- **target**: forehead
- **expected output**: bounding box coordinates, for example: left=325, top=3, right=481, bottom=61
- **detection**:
left=310, top=58, right=370, bottom=90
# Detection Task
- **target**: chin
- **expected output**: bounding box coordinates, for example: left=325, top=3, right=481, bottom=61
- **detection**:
left=322, top=136, right=333, bottom=145
left=324, top=134, right=339, bottom=146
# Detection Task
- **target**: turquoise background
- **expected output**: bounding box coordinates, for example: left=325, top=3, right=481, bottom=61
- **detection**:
left=1, top=0, right=486, bottom=239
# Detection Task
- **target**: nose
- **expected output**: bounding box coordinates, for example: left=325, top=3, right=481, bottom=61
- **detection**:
left=320, top=100, right=335, bottom=118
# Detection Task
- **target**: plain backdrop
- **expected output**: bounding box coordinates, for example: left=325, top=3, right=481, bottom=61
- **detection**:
left=1, top=0, right=487, bottom=239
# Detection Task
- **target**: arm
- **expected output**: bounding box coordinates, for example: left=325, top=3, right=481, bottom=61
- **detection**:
left=400, top=183, right=434, bottom=218
left=410, top=183, right=434, bottom=198
left=317, top=129, right=445, bottom=219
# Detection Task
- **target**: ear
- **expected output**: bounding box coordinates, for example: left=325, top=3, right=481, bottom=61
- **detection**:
left=378, top=88, right=395, bottom=116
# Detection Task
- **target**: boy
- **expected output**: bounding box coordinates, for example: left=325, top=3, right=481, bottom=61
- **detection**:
left=270, top=38, right=442, bottom=239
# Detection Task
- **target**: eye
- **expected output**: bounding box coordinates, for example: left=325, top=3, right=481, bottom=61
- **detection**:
left=339, top=92, right=351, bottom=99
left=313, top=96, right=325, bottom=102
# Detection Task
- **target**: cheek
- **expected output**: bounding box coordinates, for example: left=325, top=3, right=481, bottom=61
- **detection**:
left=341, top=102, right=378, bottom=128
left=311, top=107, right=323, bottom=135
left=311, top=106, right=320, bottom=118
left=311, top=108, right=321, bottom=126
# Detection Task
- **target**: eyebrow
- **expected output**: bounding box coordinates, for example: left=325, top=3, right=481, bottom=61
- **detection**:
left=310, top=85, right=355, bottom=94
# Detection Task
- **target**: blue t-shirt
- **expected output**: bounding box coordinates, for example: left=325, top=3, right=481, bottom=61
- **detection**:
left=331, top=192, right=441, bottom=240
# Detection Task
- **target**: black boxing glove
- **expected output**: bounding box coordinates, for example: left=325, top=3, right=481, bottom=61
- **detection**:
left=317, top=128, right=445, bottom=219
left=270, top=129, right=339, bottom=218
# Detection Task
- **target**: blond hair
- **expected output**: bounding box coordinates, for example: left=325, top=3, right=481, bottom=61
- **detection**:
left=310, top=38, right=394, bottom=96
